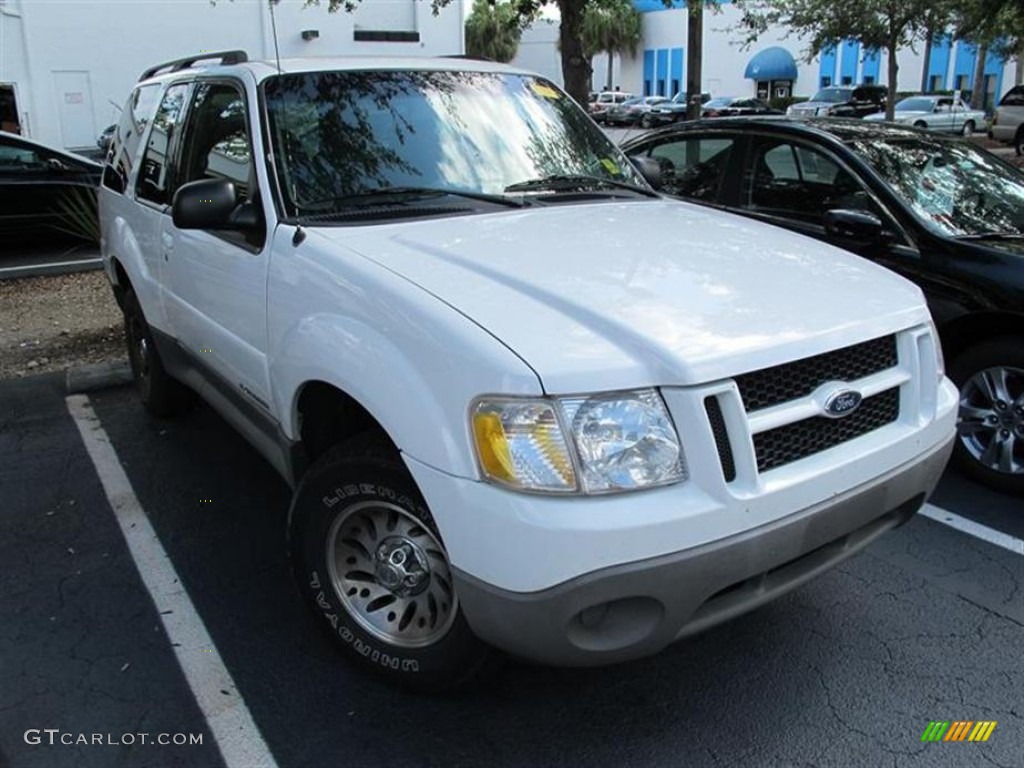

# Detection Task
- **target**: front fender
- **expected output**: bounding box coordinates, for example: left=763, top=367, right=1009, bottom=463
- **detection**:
left=267, top=231, right=542, bottom=478
left=272, top=315, right=471, bottom=476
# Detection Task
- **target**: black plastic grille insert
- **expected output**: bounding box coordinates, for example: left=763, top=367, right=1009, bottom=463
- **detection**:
left=753, top=388, right=900, bottom=473
left=704, top=396, right=737, bottom=482
left=736, top=335, right=897, bottom=413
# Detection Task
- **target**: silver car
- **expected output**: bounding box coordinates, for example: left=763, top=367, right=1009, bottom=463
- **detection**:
left=991, top=84, right=1024, bottom=154
left=864, top=95, right=985, bottom=136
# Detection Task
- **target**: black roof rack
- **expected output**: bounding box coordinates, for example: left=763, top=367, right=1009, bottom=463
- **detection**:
left=138, top=50, right=249, bottom=82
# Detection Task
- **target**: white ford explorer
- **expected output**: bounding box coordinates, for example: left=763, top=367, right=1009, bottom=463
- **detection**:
left=99, top=51, right=957, bottom=689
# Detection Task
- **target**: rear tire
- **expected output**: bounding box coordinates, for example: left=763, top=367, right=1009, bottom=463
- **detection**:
left=949, top=337, right=1024, bottom=496
left=1015, top=127, right=1024, bottom=156
left=640, top=114, right=652, bottom=129
left=122, top=290, right=195, bottom=418
left=913, top=120, right=928, bottom=129
left=288, top=435, right=492, bottom=689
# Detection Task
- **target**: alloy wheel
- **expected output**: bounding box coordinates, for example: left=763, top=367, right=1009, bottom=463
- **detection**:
left=325, top=500, right=457, bottom=648
left=957, top=365, right=1024, bottom=475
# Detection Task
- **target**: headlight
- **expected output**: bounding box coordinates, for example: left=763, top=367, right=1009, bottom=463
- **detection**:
left=471, top=390, right=687, bottom=495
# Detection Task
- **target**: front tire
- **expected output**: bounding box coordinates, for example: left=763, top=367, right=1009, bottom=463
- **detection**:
left=949, top=337, right=1024, bottom=495
left=288, top=436, right=491, bottom=689
left=961, top=120, right=975, bottom=136
left=122, top=290, right=194, bottom=417
left=1015, top=126, right=1024, bottom=156
left=640, top=114, right=652, bottom=129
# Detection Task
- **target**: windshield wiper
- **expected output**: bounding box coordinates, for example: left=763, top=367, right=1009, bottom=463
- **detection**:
left=956, top=232, right=1024, bottom=241
left=504, top=174, right=657, bottom=197
left=299, top=186, right=526, bottom=213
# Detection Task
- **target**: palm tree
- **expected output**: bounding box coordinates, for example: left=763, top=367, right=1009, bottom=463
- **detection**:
left=581, top=0, right=642, bottom=92
left=465, top=0, right=525, bottom=63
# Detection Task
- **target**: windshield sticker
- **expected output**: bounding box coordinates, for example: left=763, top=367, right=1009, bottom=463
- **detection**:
left=531, top=83, right=560, bottom=100
left=914, top=158, right=956, bottom=220
left=599, top=158, right=620, bottom=175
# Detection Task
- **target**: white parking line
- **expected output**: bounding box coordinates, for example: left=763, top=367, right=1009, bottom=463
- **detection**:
left=921, top=503, right=1024, bottom=556
left=66, top=395, right=279, bottom=768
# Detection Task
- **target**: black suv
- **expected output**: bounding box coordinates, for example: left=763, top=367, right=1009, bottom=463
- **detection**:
left=624, top=117, right=1024, bottom=494
left=787, top=85, right=887, bottom=119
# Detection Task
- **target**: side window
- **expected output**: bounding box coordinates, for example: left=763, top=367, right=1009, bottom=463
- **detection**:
left=178, top=83, right=252, bottom=203
left=103, top=84, right=161, bottom=194
left=136, top=83, right=190, bottom=205
left=0, top=141, right=43, bottom=172
left=1000, top=86, right=1024, bottom=107
left=643, top=136, right=735, bottom=202
left=745, top=139, right=877, bottom=225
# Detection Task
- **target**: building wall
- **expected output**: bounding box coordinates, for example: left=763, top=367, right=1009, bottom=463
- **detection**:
left=616, top=2, right=1014, bottom=105
left=2, top=0, right=464, bottom=150
left=512, top=19, right=564, bottom=86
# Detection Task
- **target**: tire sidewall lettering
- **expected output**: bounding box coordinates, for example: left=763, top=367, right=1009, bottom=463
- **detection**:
left=308, top=569, right=420, bottom=674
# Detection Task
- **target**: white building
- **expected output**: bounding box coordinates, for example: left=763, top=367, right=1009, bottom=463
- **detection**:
left=514, top=0, right=1017, bottom=106
left=0, top=0, right=465, bottom=150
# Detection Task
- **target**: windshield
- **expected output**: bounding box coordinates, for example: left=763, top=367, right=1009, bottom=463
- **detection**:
left=264, top=70, right=643, bottom=218
left=896, top=98, right=936, bottom=112
left=811, top=88, right=853, bottom=103
left=853, top=138, right=1024, bottom=237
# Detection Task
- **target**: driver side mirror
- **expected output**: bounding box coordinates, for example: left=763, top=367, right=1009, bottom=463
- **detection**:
left=629, top=155, right=663, bottom=190
left=824, top=209, right=892, bottom=245
left=172, top=179, right=259, bottom=232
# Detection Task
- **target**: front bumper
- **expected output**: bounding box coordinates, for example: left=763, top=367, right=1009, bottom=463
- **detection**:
left=453, top=434, right=952, bottom=666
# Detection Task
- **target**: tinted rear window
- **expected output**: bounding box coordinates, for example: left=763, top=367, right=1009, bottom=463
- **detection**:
left=102, top=84, right=161, bottom=194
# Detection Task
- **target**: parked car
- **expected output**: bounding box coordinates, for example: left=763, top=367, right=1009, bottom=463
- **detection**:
left=864, top=95, right=984, bottom=135
left=97, top=124, right=117, bottom=154
left=604, top=96, right=668, bottom=126
left=643, top=91, right=713, bottom=127
left=624, top=117, right=1023, bottom=494
left=701, top=96, right=781, bottom=118
left=991, top=84, right=1024, bottom=155
left=787, top=85, right=888, bottom=118
left=588, top=91, right=634, bottom=124
left=0, top=130, right=102, bottom=244
left=101, top=53, right=955, bottom=688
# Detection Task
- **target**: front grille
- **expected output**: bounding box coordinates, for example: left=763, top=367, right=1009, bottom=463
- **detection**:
left=736, top=335, right=897, bottom=412
left=704, top=396, right=737, bottom=482
left=753, top=388, right=900, bottom=473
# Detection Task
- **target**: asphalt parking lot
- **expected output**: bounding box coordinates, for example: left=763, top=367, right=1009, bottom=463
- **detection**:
left=1, top=372, right=1021, bottom=768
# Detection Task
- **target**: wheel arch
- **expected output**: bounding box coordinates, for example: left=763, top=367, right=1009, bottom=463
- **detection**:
left=939, top=311, right=1024, bottom=363
left=292, top=379, right=398, bottom=465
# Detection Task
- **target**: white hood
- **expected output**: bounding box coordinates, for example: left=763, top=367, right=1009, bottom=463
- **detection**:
left=312, top=200, right=929, bottom=393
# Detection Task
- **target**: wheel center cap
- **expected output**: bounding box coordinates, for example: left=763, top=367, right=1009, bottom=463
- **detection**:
left=374, top=536, right=430, bottom=597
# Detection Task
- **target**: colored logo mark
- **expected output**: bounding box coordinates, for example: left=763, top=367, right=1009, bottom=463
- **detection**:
left=921, top=721, right=997, bottom=742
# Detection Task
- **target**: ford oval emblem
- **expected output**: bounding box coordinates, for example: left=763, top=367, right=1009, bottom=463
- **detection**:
left=824, top=389, right=863, bottom=418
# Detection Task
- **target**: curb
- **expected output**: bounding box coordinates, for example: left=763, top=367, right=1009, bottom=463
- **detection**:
left=0, top=258, right=103, bottom=282
left=66, top=360, right=133, bottom=394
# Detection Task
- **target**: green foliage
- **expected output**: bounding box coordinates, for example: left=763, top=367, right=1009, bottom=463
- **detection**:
left=465, top=0, right=527, bottom=62
left=580, top=0, right=642, bottom=59
left=768, top=95, right=807, bottom=111
left=52, top=187, right=99, bottom=244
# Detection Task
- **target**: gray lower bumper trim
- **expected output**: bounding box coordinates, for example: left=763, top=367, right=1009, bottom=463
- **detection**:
left=454, top=437, right=953, bottom=667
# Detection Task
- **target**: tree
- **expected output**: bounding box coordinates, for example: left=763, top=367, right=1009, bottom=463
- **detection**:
left=918, top=3, right=955, bottom=92
left=733, top=0, right=933, bottom=120
left=465, top=0, right=526, bottom=62
left=580, top=0, right=642, bottom=91
left=954, top=0, right=1024, bottom=109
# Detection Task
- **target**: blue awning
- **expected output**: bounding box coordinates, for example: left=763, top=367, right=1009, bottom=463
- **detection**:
left=744, top=47, right=798, bottom=81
